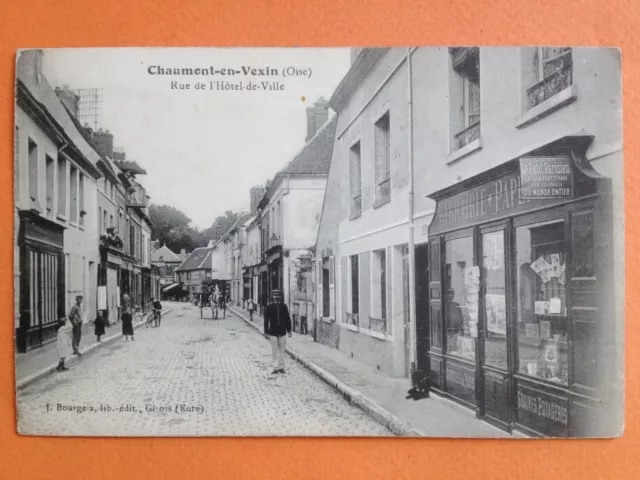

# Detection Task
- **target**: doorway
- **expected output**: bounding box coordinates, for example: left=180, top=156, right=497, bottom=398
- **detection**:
left=478, top=224, right=511, bottom=430
left=414, top=244, right=430, bottom=372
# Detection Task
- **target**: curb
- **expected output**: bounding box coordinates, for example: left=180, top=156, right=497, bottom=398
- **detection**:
left=16, top=309, right=170, bottom=391
left=229, top=306, right=425, bottom=437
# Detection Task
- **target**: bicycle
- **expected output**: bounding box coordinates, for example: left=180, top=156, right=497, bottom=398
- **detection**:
left=143, top=309, right=161, bottom=328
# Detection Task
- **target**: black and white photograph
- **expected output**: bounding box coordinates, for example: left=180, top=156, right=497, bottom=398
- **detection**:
left=13, top=47, right=624, bottom=438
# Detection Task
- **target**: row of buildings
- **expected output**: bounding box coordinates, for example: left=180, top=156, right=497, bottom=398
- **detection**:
left=174, top=47, right=623, bottom=438
left=14, top=50, right=160, bottom=353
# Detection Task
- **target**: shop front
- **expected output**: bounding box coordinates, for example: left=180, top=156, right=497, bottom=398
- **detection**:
left=17, top=211, right=66, bottom=352
left=426, top=137, right=615, bottom=437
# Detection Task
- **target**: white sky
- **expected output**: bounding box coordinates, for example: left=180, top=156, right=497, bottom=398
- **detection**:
left=42, top=48, right=351, bottom=229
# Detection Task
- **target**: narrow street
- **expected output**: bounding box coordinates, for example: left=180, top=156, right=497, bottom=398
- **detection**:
left=16, top=302, right=391, bottom=436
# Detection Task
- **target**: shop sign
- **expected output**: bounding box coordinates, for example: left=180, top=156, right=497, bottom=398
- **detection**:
left=430, top=157, right=575, bottom=235
left=517, top=384, right=569, bottom=436
left=519, top=156, right=574, bottom=200
left=445, top=361, right=476, bottom=405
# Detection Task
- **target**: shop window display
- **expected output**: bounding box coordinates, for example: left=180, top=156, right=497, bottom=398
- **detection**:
left=482, top=230, right=508, bottom=369
left=516, top=220, right=568, bottom=385
left=445, top=236, right=477, bottom=361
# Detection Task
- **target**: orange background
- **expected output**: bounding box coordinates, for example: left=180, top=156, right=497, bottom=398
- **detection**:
left=0, top=1, right=636, bottom=479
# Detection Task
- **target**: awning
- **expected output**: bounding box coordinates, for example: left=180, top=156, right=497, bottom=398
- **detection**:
left=162, top=282, right=182, bottom=293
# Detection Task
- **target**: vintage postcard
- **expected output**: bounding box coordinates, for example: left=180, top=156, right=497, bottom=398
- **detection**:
left=14, top=47, right=624, bottom=438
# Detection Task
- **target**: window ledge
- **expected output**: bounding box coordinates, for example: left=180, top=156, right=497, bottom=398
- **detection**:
left=321, top=317, right=335, bottom=324
left=56, top=213, right=67, bottom=222
left=69, top=221, right=78, bottom=228
left=343, top=323, right=360, bottom=333
left=349, top=212, right=362, bottom=221
left=446, top=137, right=483, bottom=165
left=373, top=196, right=390, bottom=209
left=515, top=84, right=578, bottom=129
left=369, top=330, right=388, bottom=341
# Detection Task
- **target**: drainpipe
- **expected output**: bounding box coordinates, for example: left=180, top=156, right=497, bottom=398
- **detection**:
left=406, top=47, right=417, bottom=379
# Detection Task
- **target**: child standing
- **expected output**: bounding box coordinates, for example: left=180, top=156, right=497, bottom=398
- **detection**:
left=248, top=298, right=255, bottom=321
left=94, top=310, right=106, bottom=342
left=56, top=319, right=73, bottom=371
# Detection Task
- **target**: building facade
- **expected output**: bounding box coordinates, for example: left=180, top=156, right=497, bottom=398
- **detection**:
left=257, top=105, right=335, bottom=336
left=409, top=46, right=622, bottom=438
left=175, top=243, right=214, bottom=301
left=151, top=243, right=185, bottom=300
left=328, top=48, right=413, bottom=378
left=316, top=46, right=622, bottom=437
left=15, top=50, right=102, bottom=352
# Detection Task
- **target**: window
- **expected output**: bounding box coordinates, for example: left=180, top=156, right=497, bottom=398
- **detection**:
left=482, top=230, right=507, bottom=368
left=527, top=47, right=573, bottom=109
left=349, top=142, right=362, bottom=218
left=28, top=138, right=38, bottom=203
left=69, top=165, right=78, bottom=223
left=103, top=209, right=108, bottom=232
left=79, top=174, right=85, bottom=227
left=450, top=47, right=481, bottom=150
left=371, top=249, right=388, bottom=332
left=516, top=219, right=568, bottom=385
left=45, top=155, right=54, bottom=215
left=444, top=235, right=476, bottom=360
left=130, top=224, right=135, bottom=255
left=350, top=254, right=359, bottom=316
left=110, top=214, right=114, bottom=229
left=98, top=207, right=103, bottom=235
left=374, top=113, right=391, bottom=204
left=57, top=156, right=66, bottom=217
left=322, top=257, right=331, bottom=317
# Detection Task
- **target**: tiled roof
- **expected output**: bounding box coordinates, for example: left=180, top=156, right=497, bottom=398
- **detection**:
left=278, top=116, right=337, bottom=175
left=16, top=51, right=102, bottom=178
left=151, top=245, right=181, bottom=263
left=175, top=247, right=213, bottom=272
left=114, top=160, right=147, bottom=175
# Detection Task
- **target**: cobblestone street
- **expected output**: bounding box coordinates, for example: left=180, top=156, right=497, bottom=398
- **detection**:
left=17, top=302, right=391, bottom=436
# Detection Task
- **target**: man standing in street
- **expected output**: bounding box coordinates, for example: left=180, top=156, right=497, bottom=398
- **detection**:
left=264, top=289, right=292, bottom=374
left=68, top=295, right=84, bottom=356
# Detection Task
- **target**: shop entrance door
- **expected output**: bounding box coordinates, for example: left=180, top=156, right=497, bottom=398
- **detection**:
left=478, top=224, right=512, bottom=431
left=402, top=246, right=411, bottom=377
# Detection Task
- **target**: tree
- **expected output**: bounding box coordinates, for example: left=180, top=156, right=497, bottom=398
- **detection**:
left=149, top=204, right=204, bottom=253
left=149, top=204, right=245, bottom=254
left=202, top=210, right=244, bottom=243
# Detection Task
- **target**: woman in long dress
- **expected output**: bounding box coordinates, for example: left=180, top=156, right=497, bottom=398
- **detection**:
left=122, top=309, right=134, bottom=341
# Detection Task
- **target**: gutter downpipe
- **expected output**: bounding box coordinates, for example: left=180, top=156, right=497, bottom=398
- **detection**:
left=407, top=47, right=417, bottom=381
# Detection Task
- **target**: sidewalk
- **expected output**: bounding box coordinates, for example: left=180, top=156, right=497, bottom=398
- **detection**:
left=15, top=308, right=170, bottom=389
left=230, top=305, right=512, bottom=438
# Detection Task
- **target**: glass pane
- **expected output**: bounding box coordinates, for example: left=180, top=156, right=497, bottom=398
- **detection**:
left=483, top=231, right=507, bottom=368
left=445, top=236, right=476, bottom=361
left=516, top=220, right=568, bottom=385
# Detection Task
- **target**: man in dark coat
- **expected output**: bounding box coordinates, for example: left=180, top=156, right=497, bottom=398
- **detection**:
left=68, top=295, right=84, bottom=355
left=264, top=289, right=292, bottom=374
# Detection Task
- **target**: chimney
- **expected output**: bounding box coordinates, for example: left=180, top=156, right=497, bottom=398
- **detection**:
left=305, top=97, right=329, bottom=142
left=180, top=249, right=187, bottom=260
left=112, top=147, right=126, bottom=161
left=250, top=185, right=266, bottom=212
left=17, top=49, right=45, bottom=85
left=92, top=129, right=114, bottom=158
left=55, top=86, right=80, bottom=119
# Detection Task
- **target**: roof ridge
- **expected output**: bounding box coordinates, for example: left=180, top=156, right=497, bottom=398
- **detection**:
left=279, top=115, right=337, bottom=174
